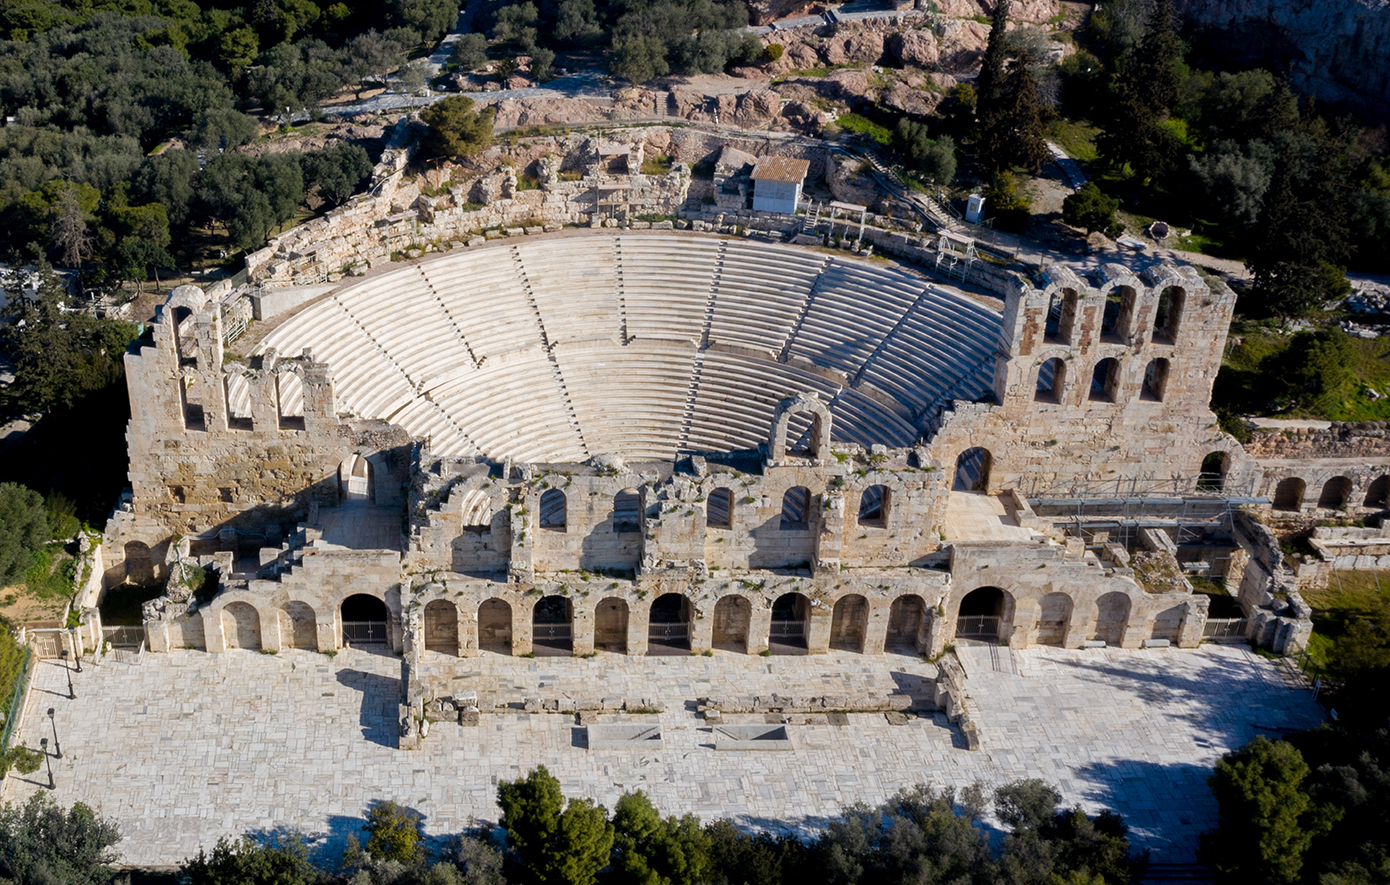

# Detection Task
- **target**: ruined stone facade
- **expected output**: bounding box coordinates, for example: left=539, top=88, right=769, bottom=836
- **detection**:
left=103, top=231, right=1384, bottom=670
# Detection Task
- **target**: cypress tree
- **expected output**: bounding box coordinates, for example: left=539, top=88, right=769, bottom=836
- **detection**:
left=979, top=52, right=1050, bottom=173
left=1127, top=0, right=1180, bottom=117
left=975, top=0, right=1012, bottom=123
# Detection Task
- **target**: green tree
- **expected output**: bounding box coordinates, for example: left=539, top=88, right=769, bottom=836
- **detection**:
left=0, top=483, right=48, bottom=586
left=974, top=0, right=1012, bottom=120
left=1062, top=183, right=1119, bottom=235
left=978, top=54, right=1049, bottom=174
left=419, top=96, right=496, bottom=163
left=338, top=30, right=407, bottom=99
left=181, top=835, right=325, bottom=885
left=303, top=143, right=372, bottom=207
left=894, top=120, right=956, bottom=185
left=392, top=0, right=458, bottom=45
left=553, top=0, right=603, bottom=45
left=0, top=793, right=121, bottom=885
left=610, top=791, right=710, bottom=885
left=704, top=820, right=808, bottom=885
left=450, top=32, right=489, bottom=70
left=189, top=108, right=261, bottom=152
left=1124, top=0, right=1180, bottom=118
left=497, top=765, right=615, bottom=885
left=1200, top=736, right=1337, bottom=885
left=365, top=801, right=425, bottom=865
left=134, top=149, right=201, bottom=229
left=493, top=2, right=539, bottom=52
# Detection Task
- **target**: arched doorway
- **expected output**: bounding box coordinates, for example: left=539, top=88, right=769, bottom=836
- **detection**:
left=886, top=595, right=926, bottom=652
left=648, top=593, right=692, bottom=654
left=1089, top=358, right=1121, bottom=402
left=712, top=596, right=750, bottom=652
left=340, top=454, right=371, bottom=503
left=1198, top=452, right=1226, bottom=492
left=1036, top=592, right=1072, bottom=647
left=479, top=599, right=512, bottom=654
left=954, top=448, right=992, bottom=492
left=533, top=596, right=573, bottom=655
left=222, top=601, right=261, bottom=650
left=1093, top=592, right=1131, bottom=645
left=1366, top=476, right=1390, bottom=509
left=769, top=592, right=810, bottom=654
left=830, top=595, right=868, bottom=652
left=1273, top=478, right=1305, bottom=512
left=1035, top=358, right=1065, bottom=403
left=341, top=594, right=389, bottom=646
left=278, top=601, right=317, bottom=650
left=424, top=599, right=459, bottom=655
left=956, top=586, right=1009, bottom=643
left=594, top=598, right=628, bottom=653
left=123, top=541, right=155, bottom=585
left=1318, top=476, right=1352, bottom=510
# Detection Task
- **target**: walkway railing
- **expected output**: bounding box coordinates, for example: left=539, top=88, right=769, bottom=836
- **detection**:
left=0, top=650, right=32, bottom=752
left=102, top=625, right=146, bottom=649
left=955, top=615, right=1001, bottom=641
left=769, top=621, right=807, bottom=642
left=533, top=623, right=573, bottom=644
left=343, top=621, right=389, bottom=644
left=1202, top=618, right=1249, bottom=641
left=648, top=623, right=690, bottom=644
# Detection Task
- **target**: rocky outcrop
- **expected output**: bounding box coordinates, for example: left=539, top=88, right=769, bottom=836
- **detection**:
left=1177, top=0, right=1390, bottom=118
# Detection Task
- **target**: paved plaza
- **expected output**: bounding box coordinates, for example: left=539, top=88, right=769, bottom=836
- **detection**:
left=2, top=644, right=1320, bottom=869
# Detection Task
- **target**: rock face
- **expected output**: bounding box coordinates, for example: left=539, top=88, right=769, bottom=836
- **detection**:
left=1177, top=0, right=1390, bottom=118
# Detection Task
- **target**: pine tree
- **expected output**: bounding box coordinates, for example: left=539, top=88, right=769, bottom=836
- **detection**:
left=1126, top=0, right=1180, bottom=117
left=975, top=0, right=1012, bottom=116
left=979, top=53, right=1049, bottom=173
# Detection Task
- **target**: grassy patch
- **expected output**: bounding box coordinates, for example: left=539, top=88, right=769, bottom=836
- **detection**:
left=641, top=153, right=673, bottom=176
left=0, top=622, right=27, bottom=734
left=19, top=546, right=76, bottom=601
left=1300, top=571, right=1389, bottom=677
left=1046, top=118, right=1100, bottom=163
left=837, top=113, right=892, bottom=145
left=1221, top=329, right=1390, bottom=422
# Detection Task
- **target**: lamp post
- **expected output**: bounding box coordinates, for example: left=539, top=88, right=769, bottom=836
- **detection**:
left=46, top=708, right=60, bottom=759
left=40, top=738, right=53, bottom=789
left=60, top=651, right=74, bottom=700
left=73, top=643, right=82, bottom=673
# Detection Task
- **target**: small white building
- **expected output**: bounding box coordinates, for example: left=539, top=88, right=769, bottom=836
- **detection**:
left=751, top=157, right=811, bottom=215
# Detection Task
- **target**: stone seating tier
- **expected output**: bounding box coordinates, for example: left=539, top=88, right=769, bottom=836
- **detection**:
left=253, top=233, right=1004, bottom=462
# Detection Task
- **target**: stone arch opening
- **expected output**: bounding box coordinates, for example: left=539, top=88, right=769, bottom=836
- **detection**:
left=221, top=601, right=261, bottom=650
left=769, top=393, right=832, bottom=463
left=769, top=592, right=810, bottom=654
left=1365, top=476, right=1390, bottom=509
left=707, top=488, right=733, bottom=529
left=539, top=489, right=567, bottom=530
left=172, top=305, right=195, bottom=363
left=224, top=373, right=253, bottom=430
left=341, top=594, right=389, bottom=646
left=533, top=595, right=573, bottom=655
left=1089, top=358, right=1121, bottom=403
left=613, top=489, right=641, bottom=533
left=788, top=411, right=826, bottom=459
left=886, top=595, right=926, bottom=653
left=1141, top=358, right=1169, bottom=402
left=1154, top=287, right=1185, bottom=344
left=830, top=594, right=868, bottom=652
left=1035, top=358, right=1065, bottom=403
left=1093, top=592, right=1131, bottom=645
left=479, top=598, right=512, bottom=654
left=1101, top=289, right=1125, bottom=342
left=123, top=541, right=155, bottom=585
left=648, top=593, right=693, bottom=654
left=278, top=601, right=317, bottom=650
left=858, top=485, right=888, bottom=528
left=1046, top=289, right=1079, bottom=344
left=953, top=448, right=992, bottom=492
left=1318, top=476, right=1352, bottom=510
left=712, top=596, right=750, bottom=652
left=1273, top=477, right=1306, bottom=512
left=340, top=454, right=372, bottom=503
left=1037, top=592, right=1072, bottom=647
left=424, top=599, right=459, bottom=655
left=1198, top=452, right=1226, bottom=492
left=956, top=586, right=1010, bottom=643
left=780, top=486, right=810, bottom=529
left=594, top=597, right=628, bottom=653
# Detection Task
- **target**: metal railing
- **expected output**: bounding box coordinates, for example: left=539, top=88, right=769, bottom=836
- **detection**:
left=1203, top=618, right=1249, bottom=641
left=533, top=623, right=573, bottom=644
left=769, top=621, right=807, bottom=642
left=955, top=615, right=1002, bottom=641
left=343, top=621, right=389, bottom=644
left=0, top=650, right=32, bottom=751
left=102, top=625, right=146, bottom=648
left=648, top=623, right=690, bottom=643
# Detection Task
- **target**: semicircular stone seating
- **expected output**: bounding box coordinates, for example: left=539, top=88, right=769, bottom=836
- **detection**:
left=254, top=233, right=1002, bottom=462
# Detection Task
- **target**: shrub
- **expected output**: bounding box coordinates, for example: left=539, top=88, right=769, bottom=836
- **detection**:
left=0, top=483, right=48, bottom=587
left=1061, top=182, right=1120, bottom=235
left=764, top=43, right=784, bottom=63
left=364, top=800, right=424, bottom=864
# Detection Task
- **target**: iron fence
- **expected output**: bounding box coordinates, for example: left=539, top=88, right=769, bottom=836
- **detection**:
left=533, top=624, right=573, bottom=644
left=342, top=621, right=389, bottom=645
left=955, top=615, right=1002, bottom=641
left=769, top=621, right=807, bottom=641
left=0, top=650, right=32, bottom=751
left=103, top=625, right=146, bottom=648
left=1203, top=618, right=1249, bottom=641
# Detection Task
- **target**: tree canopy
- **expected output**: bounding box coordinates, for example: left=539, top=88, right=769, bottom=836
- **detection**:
left=0, top=793, right=121, bottom=885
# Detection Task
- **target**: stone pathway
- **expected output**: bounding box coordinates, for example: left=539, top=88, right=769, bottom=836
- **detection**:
left=1, top=645, right=1320, bottom=869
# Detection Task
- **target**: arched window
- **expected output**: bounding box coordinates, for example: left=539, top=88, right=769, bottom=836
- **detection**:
left=1035, top=358, right=1065, bottom=403
left=612, top=489, right=640, bottom=532
left=1318, top=476, right=1352, bottom=510
left=706, top=488, right=732, bottom=529
left=1198, top=452, right=1226, bottom=492
left=858, top=485, right=888, bottom=527
left=1154, top=286, right=1184, bottom=344
left=780, top=487, right=810, bottom=529
left=1101, top=290, right=1124, bottom=341
left=225, top=374, right=253, bottom=430
left=1089, top=358, right=1121, bottom=402
left=1366, top=476, right=1390, bottom=509
left=954, top=447, right=991, bottom=492
left=1141, top=358, right=1169, bottom=402
left=539, top=489, right=567, bottom=530
left=1046, top=289, right=1079, bottom=344
left=277, top=372, right=305, bottom=430
left=1272, top=478, right=1305, bottom=512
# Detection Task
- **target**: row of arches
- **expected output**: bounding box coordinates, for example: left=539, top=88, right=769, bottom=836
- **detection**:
left=1034, top=357, right=1170, bottom=404
left=536, top=486, right=895, bottom=532
left=1272, top=475, right=1390, bottom=512
left=422, top=592, right=930, bottom=656
left=218, top=593, right=391, bottom=651
left=952, top=586, right=1178, bottom=646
